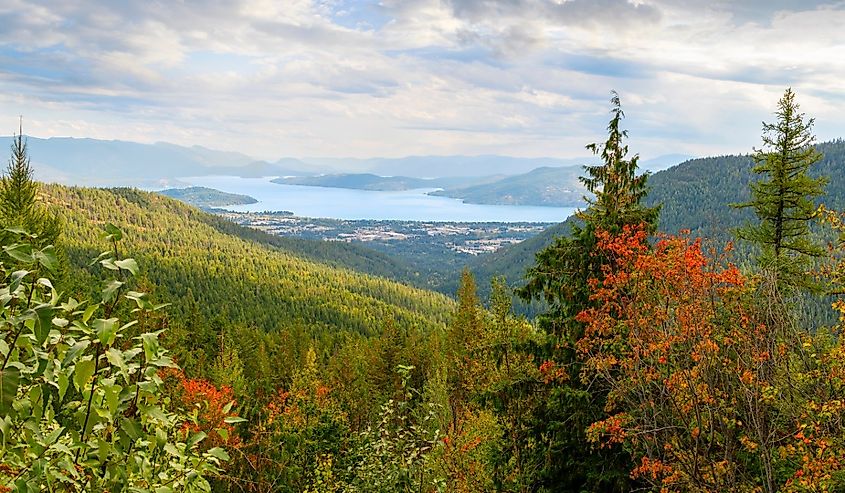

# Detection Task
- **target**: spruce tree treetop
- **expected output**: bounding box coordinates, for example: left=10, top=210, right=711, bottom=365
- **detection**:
left=1, top=123, right=38, bottom=223
left=0, top=120, right=61, bottom=246
left=734, top=88, right=827, bottom=289
left=580, top=91, right=659, bottom=231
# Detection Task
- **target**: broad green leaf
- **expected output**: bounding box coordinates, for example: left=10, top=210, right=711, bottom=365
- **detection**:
left=62, top=340, right=90, bottom=367
left=164, top=442, right=180, bottom=457
left=186, top=431, right=206, bottom=449
left=120, top=417, right=143, bottom=440
left=3, top=227, right=31, bottom=236
left=125, top=290, right=146, bottom=305
left=99, top=258, right=119, bottom=271
left=207, top=447, right=229, bottom=461
left=115, top=258, right=139, bottom=276
left=73, top=359, right=97, bottom=392
left=10, top=270, right=29, bottom=292
left=102, top=280, right=124, bottom=302
left=103, top=384, right=121, bottom=415
left=105, top=348, right=129, bottom=380
left=223, top=416, right=246, bottom=424
left=34, top=246, right=58, bottom=272
left=82, top=304, right=98, bottom=323
left=88, top=250, right=112, bottom=267
left=141, top=332, right=160, bottom=363
left=103, top=223, right=123, bottom=241
left=3, top=243, right=33, bottom=264
left=145, top=405, right=168, bottom=423
left=0, top=367, right=20, bottom=414
left=93, top=318, right=119, bottom=346
left=33, top=303, right=56, bottom=345
left=58, top=372, right=69, bottom=400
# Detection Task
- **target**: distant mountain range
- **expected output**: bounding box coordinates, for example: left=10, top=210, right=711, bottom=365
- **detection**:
left=0, top=135, right=691, bottom=187
left=273, top=156, right=693, bottom=208
left=0, top=136, right=317, bottom=186
left=271, top=173, right=504, bottom=191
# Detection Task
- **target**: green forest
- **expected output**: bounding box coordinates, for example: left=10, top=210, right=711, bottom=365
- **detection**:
left=4, top=89, right=845, bottom=492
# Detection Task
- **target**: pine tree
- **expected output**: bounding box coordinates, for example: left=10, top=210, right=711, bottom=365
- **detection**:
left=734, top=88, right=827, bottom=289
left=0, top=121, right=61, bottom=245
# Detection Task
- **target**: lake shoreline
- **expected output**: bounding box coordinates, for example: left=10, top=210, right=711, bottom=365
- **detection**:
left=176, top=175, right=578, bottom=223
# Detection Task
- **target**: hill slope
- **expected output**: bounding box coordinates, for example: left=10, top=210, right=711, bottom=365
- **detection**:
left=44, top=185, right=454, bottom=337
left=469, top=140, right=845, bottom=292
left=431, top=166, right=586, bottom=207
left=158, top=186, right=258, bottom=208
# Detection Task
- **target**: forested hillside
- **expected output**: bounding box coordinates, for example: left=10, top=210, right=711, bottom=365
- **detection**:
left=470, top=139, right=845, bottom=293
left=430, top=165, right=585, bottom=206
left=45, top=185, right=453, bottom=339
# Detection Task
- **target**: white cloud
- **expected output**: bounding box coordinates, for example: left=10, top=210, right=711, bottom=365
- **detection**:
left=0, top=0, right=843, bottom=160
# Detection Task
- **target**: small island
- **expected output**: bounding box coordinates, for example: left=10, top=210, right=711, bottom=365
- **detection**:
left=271, top=173, right=437, bottom=191
left=158, top=186, right=258, bottom=208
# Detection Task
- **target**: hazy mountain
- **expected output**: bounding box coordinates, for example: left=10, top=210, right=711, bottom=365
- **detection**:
left=295, top=153, right=691, bottom=178
left=422, top=154, right=692, bottom=207
left=0, top=136, right=311, bottom=186
left=0, top=135, right=692, bottom=187
left=430, top=166, right=586, bottom=207
left=272, top=173, right=504, bottom=191
left=294, top=155, right=589, bottom=178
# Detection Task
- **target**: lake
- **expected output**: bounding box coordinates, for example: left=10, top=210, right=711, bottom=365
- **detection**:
left=179, top=176, right=578, bottom=223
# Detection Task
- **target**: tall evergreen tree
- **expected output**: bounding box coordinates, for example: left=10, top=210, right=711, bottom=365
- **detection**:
left=580, top=91, right=658, bottom=229
left=518, top=92, right=658, bottom=492
left=734, top=88, right=827, bottom=289
left=445, top=268, right=483, bottom=429
left=0, top=121, right=60, bottom=245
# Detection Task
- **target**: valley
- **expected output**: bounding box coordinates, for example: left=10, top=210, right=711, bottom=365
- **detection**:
left=217, top=211, right=551, bottom=255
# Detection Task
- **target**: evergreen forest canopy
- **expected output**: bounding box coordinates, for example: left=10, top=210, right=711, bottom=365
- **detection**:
left=4, top=88, right=845, bottom=492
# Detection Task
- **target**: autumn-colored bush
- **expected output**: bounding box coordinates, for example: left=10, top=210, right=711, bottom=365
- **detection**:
left=578, top=224, right=845, bottom=492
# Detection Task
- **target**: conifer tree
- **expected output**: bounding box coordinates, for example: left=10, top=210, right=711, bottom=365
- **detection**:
left=445, top=268, right=483, bottom=428
left=519, top=91, right=657, bottom=492
left=580, top=91, right=659, bottom=229
left=734, top=88, right=827, bottom=289
left=0, top=121, right=61, bottom=245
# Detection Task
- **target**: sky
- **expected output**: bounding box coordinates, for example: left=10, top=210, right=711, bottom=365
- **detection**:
left=0, top=0, right=843, bottom=161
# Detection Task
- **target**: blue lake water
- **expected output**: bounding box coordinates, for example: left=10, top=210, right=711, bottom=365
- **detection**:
left=179, top=176, right=578, bottom=223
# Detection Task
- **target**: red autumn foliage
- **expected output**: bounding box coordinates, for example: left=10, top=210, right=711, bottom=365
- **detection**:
left=576, top=225, right=763, bottom=491
left=161, top=368, right=241, bottom=450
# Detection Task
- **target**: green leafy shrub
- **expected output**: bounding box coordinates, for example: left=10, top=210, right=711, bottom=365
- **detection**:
left=0, top=225, right=226, bottom=491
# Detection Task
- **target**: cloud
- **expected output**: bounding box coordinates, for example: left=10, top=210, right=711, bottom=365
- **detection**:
left=0, top=0, right=843, bottom=160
